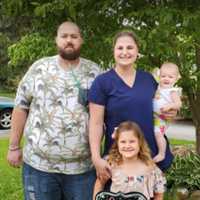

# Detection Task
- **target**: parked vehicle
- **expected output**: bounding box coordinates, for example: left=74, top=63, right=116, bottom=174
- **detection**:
left=0, top=96, right=14, bottom=129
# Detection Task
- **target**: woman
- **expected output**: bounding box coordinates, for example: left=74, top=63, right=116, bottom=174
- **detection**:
left=88, top=31, right=175, bottom=181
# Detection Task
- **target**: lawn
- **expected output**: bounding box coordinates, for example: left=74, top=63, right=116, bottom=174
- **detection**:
left=0, top=89, right=15, bottom=98
left=0, top=137, right=195, bottom=200
left=170, top=138, right=194, bottom=146
left=0, top=138, right=23, bottom=200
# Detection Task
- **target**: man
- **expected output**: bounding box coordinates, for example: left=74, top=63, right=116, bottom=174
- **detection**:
left=7, top=21, right=101, bottom=200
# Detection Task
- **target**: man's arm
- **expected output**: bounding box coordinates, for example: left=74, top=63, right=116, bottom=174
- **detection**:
left=7, top=107, right=28, bottom=167
left=154, top=192, right=164, bottom=200
left=89, top=102, right=111, bottom=180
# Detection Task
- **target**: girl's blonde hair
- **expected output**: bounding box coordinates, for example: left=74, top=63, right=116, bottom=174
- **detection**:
left=108, top=121, right=155, bottom=166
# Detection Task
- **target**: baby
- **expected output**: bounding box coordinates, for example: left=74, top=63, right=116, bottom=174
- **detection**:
left=153, top=62, right=182, bottom=163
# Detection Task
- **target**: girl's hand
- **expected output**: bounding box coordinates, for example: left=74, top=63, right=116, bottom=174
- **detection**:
left=93, top=157, right=111, bottom=181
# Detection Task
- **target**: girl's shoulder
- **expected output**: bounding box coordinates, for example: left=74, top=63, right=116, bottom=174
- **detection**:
left=159, top=87, right=182, bottom=96
left=149, top=165, right=163, bottom=175
left=170, top=87, right=182, bottom=96
left=147, top=165, right=166, bottom=183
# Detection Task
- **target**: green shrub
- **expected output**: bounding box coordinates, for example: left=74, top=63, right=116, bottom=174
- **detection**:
left=8, top=33, right=56, bottom=67
left=166, top=151, right=200, bottom=191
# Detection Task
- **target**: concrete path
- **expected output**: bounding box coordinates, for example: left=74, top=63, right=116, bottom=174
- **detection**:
left=0, top=129, right=10, bottom=138
left=166, top=120, right=195, bottom=141
left=0, top=120, right=196, bottom=141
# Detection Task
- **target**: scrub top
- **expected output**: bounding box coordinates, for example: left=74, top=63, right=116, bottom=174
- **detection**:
left=89, top=68, right=173, bottom=171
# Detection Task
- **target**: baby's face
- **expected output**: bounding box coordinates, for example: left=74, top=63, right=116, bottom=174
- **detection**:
left=159, top=66, right=178, bottom=88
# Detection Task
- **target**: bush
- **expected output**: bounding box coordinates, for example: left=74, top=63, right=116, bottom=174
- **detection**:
left=179, top=95, right=192, bottom=120
left=5, top=33, right=57, bottom=91
left=166, top=148, right=200, bottom=192
left=8, top=32, right=56, bottom=67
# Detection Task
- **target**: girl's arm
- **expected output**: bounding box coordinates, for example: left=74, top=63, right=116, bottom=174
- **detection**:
left=161, top=91, right=182, bottom=112
left=154, top=192, right=164, bottom=200
left=93, top=178, right=105, bottom=200
left=170, top=90, right=182, bottom=109
left=89, top=102, right=111, bottom=180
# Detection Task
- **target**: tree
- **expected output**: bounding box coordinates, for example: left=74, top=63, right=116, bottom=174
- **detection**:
left=2, top=0, right=200, bottom=152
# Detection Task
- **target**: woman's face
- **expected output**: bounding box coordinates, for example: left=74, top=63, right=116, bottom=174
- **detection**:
left=114, top=36, right=138, bottom=68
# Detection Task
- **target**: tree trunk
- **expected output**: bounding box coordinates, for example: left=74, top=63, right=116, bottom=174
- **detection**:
left=196, top=125, right=200, bottom=154
left=187, top=90, right=200, bottom=154
left=192, top=42, right=200, bottom=154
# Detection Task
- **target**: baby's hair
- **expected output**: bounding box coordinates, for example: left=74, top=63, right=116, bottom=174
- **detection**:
left=161, top=62, right=180, bottom=75
left=108, top=121, right=155, bottom=166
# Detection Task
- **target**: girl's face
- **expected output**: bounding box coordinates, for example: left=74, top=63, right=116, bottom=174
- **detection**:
left=159, top=66, right=178, bottom=88
left=117, top=130, right=140, bottom=160
left=114, top=36, right=138, bottom=68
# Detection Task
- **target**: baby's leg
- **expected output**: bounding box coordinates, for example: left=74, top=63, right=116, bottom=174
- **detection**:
left=153, top=116, right=167, bottom=163
left=153, top=132, right=166, bottom=163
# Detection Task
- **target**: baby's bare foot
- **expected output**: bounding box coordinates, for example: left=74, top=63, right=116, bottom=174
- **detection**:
left=153, top=154, right=165, bottom=163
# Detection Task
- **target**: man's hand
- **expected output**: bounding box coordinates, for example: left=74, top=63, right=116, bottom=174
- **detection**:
left=7, top=149, right=22, bottom=168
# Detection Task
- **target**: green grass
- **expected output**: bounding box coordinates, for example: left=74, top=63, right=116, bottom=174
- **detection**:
left=0, top=137, right=195, bottom=200
left=0, top=89, right=15, bottom=98
left=0, top=138, right=23, bottom=200
left=170, top=138, right=195, bottom=146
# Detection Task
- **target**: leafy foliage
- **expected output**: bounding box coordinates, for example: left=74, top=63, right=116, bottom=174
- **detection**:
left=1, top=0, right=200, bottom=151
left=166, top=151, right=200, bottom=191
left=8, top=33, right=56, bottom=67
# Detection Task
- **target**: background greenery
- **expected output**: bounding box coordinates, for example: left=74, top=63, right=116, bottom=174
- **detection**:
left=1, top=0, right=200, bottom=153
left=0, top=139, right=23, bottom=200
left=0, top=1, right=199, bottom=198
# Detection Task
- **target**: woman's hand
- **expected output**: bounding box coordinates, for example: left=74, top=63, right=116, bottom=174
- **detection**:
left=93, top=157, right=111, bottom=181
left=160, top=108, right=177, bottom=120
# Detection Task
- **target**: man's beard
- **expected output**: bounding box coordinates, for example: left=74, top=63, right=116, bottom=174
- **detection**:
left=58, top=47, right=81, bottom=61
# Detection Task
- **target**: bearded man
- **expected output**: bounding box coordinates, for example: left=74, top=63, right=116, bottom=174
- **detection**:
left=7, top=21, right=101, bottom=200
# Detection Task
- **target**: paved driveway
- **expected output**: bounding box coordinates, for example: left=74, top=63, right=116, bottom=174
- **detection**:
left=166, top=120, right=195, bottom=141
left=0, top=120, right=196, bottom=141
left=0, top=129, right=10, bottom=138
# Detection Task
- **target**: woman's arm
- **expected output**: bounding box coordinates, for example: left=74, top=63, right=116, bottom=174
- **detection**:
left=89, top=102, right=111, bottom=180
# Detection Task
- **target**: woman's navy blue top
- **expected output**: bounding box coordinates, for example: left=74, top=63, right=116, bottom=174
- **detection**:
left=88, top=68, right=173, bottom=171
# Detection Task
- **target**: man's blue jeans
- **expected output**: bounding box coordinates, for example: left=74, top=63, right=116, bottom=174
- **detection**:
left=23, top=162, right=96, bottom=200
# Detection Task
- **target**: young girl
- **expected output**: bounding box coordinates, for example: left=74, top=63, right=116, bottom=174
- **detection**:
left=153, top=62, right=182, bottom=163
left=93, top=121, right=166, bottom=200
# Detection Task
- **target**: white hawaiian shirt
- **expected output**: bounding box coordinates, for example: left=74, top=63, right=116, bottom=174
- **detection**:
left=15, top=55, right=101, bottom=174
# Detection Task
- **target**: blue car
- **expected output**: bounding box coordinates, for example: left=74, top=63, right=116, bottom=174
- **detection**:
left=0, top=96, right=14, bottom=129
